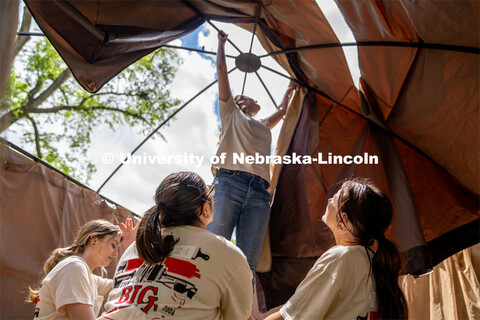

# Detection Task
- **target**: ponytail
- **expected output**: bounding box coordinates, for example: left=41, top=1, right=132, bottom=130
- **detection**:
left=136, top=205, right=178, bottom=264
left=136, top=171, right=210, bottom=265
left=372, top=237, right=408, bottom=319
left=28, top=219, right=120, bottom=304
left=336, top=179, right=408, bottom=319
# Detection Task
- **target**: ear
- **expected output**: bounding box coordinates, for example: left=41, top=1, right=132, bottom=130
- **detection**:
left=199, top=203, right=207, bottom=218
left=339, top=212, right=354, bottom=232
left=89, top=234, right=98, bottom=246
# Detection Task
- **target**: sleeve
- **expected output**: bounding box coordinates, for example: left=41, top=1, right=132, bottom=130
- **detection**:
left=49, top=261, right=94, bottom=313
left=279, top=260, right=341, bottom=320
left=92, top=275, right=113, bottom=297
left=220, top=254, right=253, bottom=320
left=219, top=95, right=236, bottom=126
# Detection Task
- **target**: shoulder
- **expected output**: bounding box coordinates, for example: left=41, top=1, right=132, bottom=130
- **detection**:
left=175, top=227, right=248, bottom=263
left=41, top=256, right=92, bottom=293
left=219, top=95, right=235, bottom=110
left=322, top=245, right=366, bottom=258
left=328, top=245, right=370, bottom=263
left=314, top=246, right=365, bottom=268
left=45, top=256, right=89, bottom=280
left=216, top=233, right=247, bottom=259
left=315, top=245, right=370, bottom=277
left=219, top=95, right=243, bottom=117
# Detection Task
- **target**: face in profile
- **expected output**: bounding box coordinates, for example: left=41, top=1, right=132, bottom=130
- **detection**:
left=91, top=233, right=121, bottom=268
left=322, top=190, right=340, bottom=231
left=235, top=95, right=261, bottom=116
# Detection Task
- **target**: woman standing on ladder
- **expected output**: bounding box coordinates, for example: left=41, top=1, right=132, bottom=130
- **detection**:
left=208, top=30, right=296, bottom=273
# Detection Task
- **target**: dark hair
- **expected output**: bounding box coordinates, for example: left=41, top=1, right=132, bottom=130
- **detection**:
left=136, top=171, right=211, bottom=264
left=337, top=179, right=408, bottom=320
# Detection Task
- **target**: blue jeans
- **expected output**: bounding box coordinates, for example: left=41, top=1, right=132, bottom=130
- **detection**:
left=207, top=169, right=271, bottom=272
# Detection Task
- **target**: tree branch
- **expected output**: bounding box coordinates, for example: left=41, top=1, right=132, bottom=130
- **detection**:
left=30, top=105, right=149, bottom=123
left=26, top=114, right=42, bottom=158
left=25, top=68, right=71, bottom=111
left=0, top=71, right=68, bottom=133
left=79, top=91, right=143, bottom=106
left=28, top=79, right=45, bottom=101
left=14, top=8, right=32, bottom=58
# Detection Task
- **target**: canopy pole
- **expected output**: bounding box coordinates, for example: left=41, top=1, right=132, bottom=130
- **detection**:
left=241, top=72, right=248, bottom=95
left=17, top=32, right=478, bottom=55
left=260, top=41, right=480, bottom=58
left=163, top=45, right=236, bottom=59
left=255, top=71, right=277, bottom=109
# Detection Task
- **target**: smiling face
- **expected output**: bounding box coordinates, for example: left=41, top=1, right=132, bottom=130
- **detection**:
left=91, top=233, right=121, bottom=268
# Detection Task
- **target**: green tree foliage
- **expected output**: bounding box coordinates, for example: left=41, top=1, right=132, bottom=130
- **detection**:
left=1, top=10, right=182, bottom=183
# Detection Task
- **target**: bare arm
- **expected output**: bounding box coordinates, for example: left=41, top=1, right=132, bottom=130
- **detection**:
left=120, top=217, right=140, bottom=249
left=264, top=311, right=284, bottom=320
left=263, top=83, right=297, bottom=130
left=65, top=303, right=96, bottom=320
left=217, top=31, right=231, bottom=102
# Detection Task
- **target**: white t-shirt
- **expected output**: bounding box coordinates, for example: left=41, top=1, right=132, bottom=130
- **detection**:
left=280, top=245, right=378, bottom=320
left=101, top=225, right=253, bottom=320
left=34, top=255, right=113, bottom=319
left=212, top=95, right=272, bottom=183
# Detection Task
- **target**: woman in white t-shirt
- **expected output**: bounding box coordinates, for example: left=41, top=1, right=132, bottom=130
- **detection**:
left=208, top=30, right=296, bottom=274
left=29, top=218, right=138, bottom=319
left=100, top=171, right=253, bottom=320
left=266, top=179, right=408, bottom=320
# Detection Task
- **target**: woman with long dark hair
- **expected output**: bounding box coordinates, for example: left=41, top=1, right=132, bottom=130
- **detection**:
left=266, top=179, right=408, bottom=320
left=101, top=171, right=253, bottom=320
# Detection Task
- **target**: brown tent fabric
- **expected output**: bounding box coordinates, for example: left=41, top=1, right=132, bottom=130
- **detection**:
left=14, top=0, right=480, bottom=314
left=0, top=139, right=134, bottom=319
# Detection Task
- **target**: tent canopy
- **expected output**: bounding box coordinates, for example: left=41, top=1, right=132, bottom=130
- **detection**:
left=22, top=0, right=479, bottom=308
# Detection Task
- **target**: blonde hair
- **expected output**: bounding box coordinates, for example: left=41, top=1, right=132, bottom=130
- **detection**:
left=28, top=219, right=121, bottom=303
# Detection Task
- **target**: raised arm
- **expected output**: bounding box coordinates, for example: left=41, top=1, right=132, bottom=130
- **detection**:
left=262, top=83, right=297, bottom=130
left=217, top=31, right=232, bottom=102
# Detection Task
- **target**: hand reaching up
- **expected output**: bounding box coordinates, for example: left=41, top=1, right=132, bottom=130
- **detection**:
left=218, top=30, right=228, bottom=44
left=120, top=218, right=140, bottom=249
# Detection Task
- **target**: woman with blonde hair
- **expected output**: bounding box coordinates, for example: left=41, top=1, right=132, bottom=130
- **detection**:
left=29, top=218, right=138, bottom=319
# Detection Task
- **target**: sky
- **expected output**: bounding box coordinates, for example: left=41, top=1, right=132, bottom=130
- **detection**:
left=4, top=0, right=358, bottom=216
